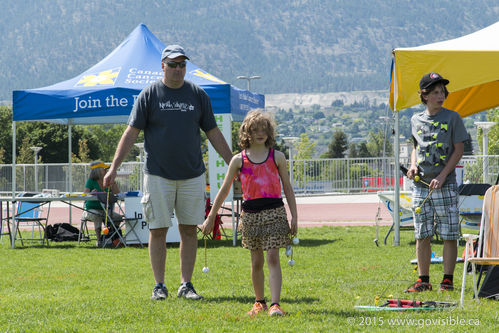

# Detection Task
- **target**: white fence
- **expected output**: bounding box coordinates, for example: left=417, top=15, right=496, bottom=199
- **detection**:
left=0, top=156, right=497, bottom=196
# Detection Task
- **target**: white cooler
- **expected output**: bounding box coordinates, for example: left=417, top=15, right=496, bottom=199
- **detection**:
left=124, top=196, right=180, bottom=244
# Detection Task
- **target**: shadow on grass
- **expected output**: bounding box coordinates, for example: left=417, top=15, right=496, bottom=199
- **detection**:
left=198, top=239, right=237, bottom=248
left=297, top=238, right=339, bottom=247
left=11, top=244, right=52, bottom=249
left=205, top=295, right=320, bottom=304
left=197, top=238, right=340, bottom=248
left=11, top=236, right=338, bottom=250
left=13, top=243, right=87, bottom=249
left=11, top=242, right=144, bottom=250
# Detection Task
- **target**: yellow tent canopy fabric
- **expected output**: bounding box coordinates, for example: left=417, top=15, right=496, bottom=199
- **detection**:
left=390, top=21, right=499, bottom=117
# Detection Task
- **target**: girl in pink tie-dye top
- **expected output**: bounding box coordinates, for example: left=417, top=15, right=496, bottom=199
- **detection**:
left=202, top=110, right=297, bottom=317
left=240, top=148, right=282, bottom=202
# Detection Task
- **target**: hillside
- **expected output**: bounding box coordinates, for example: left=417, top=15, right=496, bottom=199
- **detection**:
left=1, top=0, right=498, bottom=101
left=266, top=91, right=389, bottom=111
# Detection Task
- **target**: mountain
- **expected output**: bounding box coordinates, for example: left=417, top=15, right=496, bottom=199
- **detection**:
left=1, top=0, right=498, bottom=102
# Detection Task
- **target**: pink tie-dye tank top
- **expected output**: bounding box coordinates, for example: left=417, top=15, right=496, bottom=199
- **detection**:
left=240, top=148, right=282, bottom=201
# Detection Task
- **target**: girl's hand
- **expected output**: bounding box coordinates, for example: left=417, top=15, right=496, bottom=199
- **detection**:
left=201, top=217, right=214, bottom=235
left=289, top=216, right=298, bottom=236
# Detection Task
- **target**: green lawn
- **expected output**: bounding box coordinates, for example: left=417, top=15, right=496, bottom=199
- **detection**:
left=0, top=226, right=496, bottom=332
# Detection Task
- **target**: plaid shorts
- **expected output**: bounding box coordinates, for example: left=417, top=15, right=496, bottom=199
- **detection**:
left=412, top=182, right=459, bottom=240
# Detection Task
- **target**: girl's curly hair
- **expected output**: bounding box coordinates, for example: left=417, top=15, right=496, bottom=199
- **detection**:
left=238, top=110, right=276, bottom=149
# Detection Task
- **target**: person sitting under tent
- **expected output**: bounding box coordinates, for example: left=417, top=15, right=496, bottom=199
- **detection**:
left=82, top=160, right=120, bottom=247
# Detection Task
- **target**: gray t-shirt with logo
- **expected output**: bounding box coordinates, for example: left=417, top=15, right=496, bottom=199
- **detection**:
left=411, top=107, right=468, bottom=184
left=128, top=80, right=217, bottom=180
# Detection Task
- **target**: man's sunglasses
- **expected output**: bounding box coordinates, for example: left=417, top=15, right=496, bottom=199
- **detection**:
left=166, top=61, right=187, bottom=69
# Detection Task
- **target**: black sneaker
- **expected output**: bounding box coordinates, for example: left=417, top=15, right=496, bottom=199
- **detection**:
left=177, top=282, right=203, bottom=300
left=440, top=278, right=454, bottom=291
left=151, top=285, right=168, bottom=300
left=404, top=278, right=432, bottom=293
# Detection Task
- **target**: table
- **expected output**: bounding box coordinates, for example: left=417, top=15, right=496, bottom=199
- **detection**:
left=0, top=194, right=98, bottom=248
left=2, top=193, right=241, bottom=247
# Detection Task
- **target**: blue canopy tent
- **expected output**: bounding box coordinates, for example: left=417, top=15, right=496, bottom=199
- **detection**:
left=12, top=24, right=264, bottom=194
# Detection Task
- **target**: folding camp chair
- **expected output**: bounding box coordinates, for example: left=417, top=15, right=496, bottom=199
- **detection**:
left=457, top=183, right=491, bottom=233
left=13, top=193, right=51, bottom=246
left=377, top=191, right=414, bottom=244
left=96, top=192, right=142, bottom=248
left=460, top=185, right=499, bottom=306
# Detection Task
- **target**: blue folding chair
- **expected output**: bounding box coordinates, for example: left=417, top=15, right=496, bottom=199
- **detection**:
left=13, top=193, right=51, bottom=246
left=0, top=202, right=12, bottom=245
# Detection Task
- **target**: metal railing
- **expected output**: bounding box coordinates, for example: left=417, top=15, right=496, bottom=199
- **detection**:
left=0, top=156, right=497, bottom=196
left=0, top=162, right=143, bottom=196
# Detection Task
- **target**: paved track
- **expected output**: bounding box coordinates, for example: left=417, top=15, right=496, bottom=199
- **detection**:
left=37, top=194, right=394, bottom=228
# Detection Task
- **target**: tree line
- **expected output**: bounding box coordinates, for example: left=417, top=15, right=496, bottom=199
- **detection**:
left=1, top=105, right=495, bottom=167
left=0, top=106, right=142, bottom=164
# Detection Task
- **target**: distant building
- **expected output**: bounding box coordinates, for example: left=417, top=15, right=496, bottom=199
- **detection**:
left=351, top=137, right=365, bottom=144
left=400, top=141, right=412, bottom=165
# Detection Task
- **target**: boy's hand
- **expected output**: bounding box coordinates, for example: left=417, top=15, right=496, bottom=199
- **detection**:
left=430, top=174, right=446, bottom=190
left=407, top=166, right=418, bottom=180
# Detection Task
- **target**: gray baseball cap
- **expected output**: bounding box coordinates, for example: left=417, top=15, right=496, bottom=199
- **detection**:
left=161, top=44, right=190, bottom=61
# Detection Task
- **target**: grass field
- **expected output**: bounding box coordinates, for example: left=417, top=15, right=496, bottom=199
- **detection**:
left=0, top=226, right=497, bottom=332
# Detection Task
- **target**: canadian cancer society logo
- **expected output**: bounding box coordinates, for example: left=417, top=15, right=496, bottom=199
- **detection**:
left=75, top=68, right=120, bottom=87
left=190, top=69, right=226, bottom=84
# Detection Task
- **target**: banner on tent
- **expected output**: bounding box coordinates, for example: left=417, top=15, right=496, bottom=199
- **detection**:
left=72, top=93, right=138, bottom=113
left=208, top=113, right=232, bottom=202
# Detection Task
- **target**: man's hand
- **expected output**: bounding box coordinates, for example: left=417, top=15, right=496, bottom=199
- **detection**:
left=103, top=169, right=117, bottom=188
left=201, top=217, right=214, bottom=235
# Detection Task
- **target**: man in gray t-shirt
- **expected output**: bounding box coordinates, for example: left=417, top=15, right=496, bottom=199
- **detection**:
left=405, top=72, right=466, bottom=294
left=104, top=45, right=232, bottom=301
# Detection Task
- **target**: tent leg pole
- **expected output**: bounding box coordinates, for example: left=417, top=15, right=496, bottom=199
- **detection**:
left=68, top=124, right=72, bottom=225
left=11, top=121, right=16, bottom=248
left=393, top=110, right=400, bottom=246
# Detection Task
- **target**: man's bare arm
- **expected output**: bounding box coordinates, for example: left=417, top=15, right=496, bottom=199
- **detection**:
left=205, top=127, right=233, bottom=164
left=103, top=126, right=140, bottom=187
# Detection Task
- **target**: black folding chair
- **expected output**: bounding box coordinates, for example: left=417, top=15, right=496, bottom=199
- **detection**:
left=458, top=183, right=491, bottom=233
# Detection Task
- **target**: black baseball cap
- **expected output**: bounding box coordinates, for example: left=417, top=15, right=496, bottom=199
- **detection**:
left=419, top=72, right=449, bottom=90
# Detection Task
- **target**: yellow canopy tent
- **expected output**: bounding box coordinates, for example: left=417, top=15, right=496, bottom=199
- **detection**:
left=388, top=21, right=499, bottom=245
left=390, top=21, right=499, bottom=117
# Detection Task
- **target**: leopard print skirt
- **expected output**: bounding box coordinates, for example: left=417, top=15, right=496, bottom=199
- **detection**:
left=238, top=206, right=291, bottom=251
